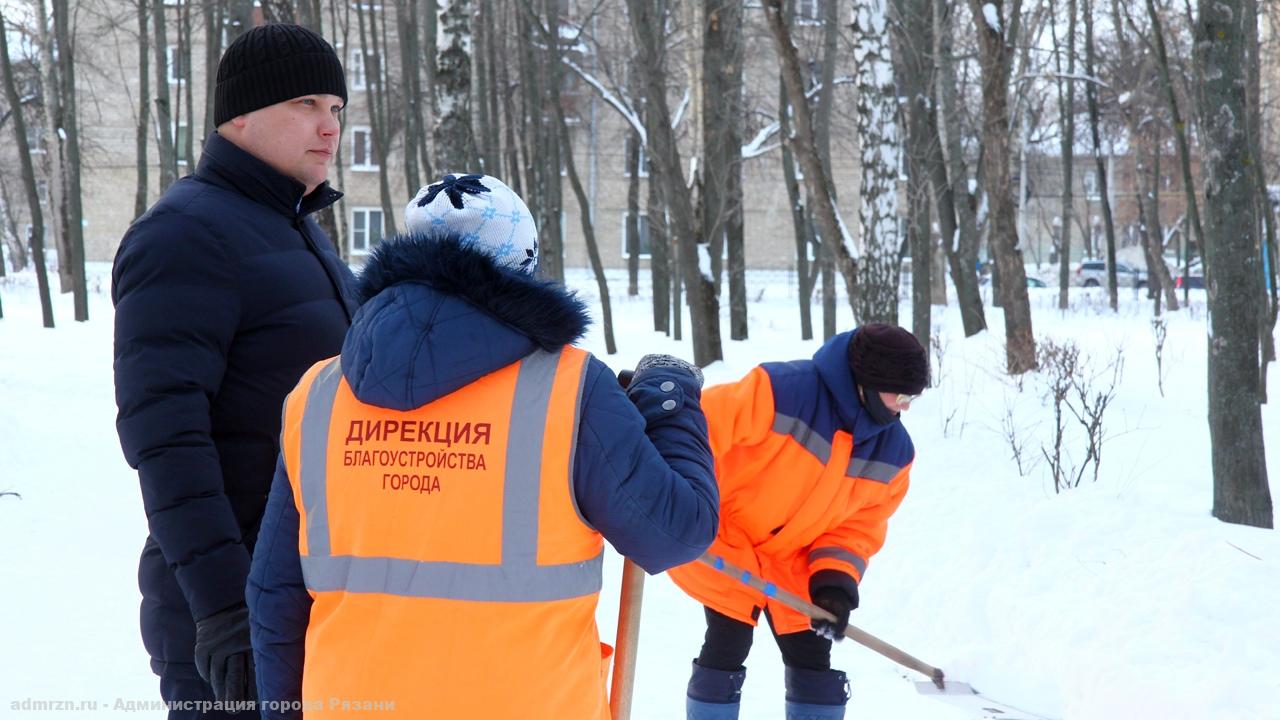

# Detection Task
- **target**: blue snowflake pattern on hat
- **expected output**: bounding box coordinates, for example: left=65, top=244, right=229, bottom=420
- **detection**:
left=405, top=173, right=538, bottom=274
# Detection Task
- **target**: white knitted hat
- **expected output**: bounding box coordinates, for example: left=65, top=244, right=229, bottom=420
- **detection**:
left=404, top=174, right=539, bottom=273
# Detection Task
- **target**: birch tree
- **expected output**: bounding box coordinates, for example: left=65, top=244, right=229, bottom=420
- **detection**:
left=435, top=0, right=478, bottom=172
left=851, top=0, right=902, bottom=324
left=1194, top=0, right=1273, bottom=528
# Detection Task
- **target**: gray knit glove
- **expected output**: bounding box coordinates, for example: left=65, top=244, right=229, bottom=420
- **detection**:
left=632, top=353, right=704, bottom=389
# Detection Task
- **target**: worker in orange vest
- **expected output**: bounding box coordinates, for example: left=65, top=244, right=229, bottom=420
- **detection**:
left=667, top=325, right=928, bottom=720
left=247, top=173, right=719, bottom=718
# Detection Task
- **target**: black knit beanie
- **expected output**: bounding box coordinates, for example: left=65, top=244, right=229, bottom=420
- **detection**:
left=848, top=324, right=929, bottom=395
left=214, top=24, right=347, bottom=126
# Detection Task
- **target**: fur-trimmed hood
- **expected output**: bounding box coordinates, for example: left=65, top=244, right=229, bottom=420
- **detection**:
left=341, top=233, right=591, bottom=410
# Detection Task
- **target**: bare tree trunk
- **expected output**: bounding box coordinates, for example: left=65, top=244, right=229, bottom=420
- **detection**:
left=0, top=171, right=29, bottom=271
left=355, top=0, right=399, bottom=235
left=1147, top=127, right=1180, bottom=311
left=1244, top=0, right=1278, bottom=391
left=555, top=81, right=616, bottom=354
left=536, top=0, right=565, bottom=284
left=203, top=0, right=222, bottom=141
left=1084, top=0, right=1119, bottom=311
left=153, top=0, right=177, bottom=190
left=397, top=0, right=423, bottom=194
left=180, top=0, right=195, bottom=168
left=32, top=0, right=68, bottom=295
left=1143, top=0, right=1206, bottom=271
left=424, top=0, right=440, bottom=181
left=780, top=74, right=814, bottom=341
left=649, top=169, right=671, bottom=334
left=51, top=0, right=87, bottom=321
left=627, top=0, right=722, bottom=365
left=625, top=128, right=641, bottom=296
left=894, top=0, right=934, bottom=350
left=1053, top=0, right=1077, bottom=310
left=1135, top=129, right=1163, bottom=314
left=704, top=0, right=747, bottom=340
left=482, top=0, right=501, bottom=176
left=932, top=0, right=986, bottom=336
left=227, top=0, right=253, bottom=35
left=763, top=0, right=858, bottom=323
left=498, top=0, right=519, bottom=194
left=1195, top=0, right=1273, bottom=528
left=0, top=6, right=55, bottom=328
left=970, top=0, right=1036, bottom=374
left=134, top=0, right=151, bottom=220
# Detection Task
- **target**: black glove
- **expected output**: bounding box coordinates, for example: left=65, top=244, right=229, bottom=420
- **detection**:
left=810, top=586, right=858, bottom=642
left=194, top=604, right=257, bottom=704
left=632, top=353, right=704, bottom=388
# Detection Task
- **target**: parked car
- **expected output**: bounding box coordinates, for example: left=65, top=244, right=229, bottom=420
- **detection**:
left=1027, top=276, right=1048, bottom=288
left=1074, top=260, right=1148, bottom=289
left=1175, top=260, right=1205, bottom=290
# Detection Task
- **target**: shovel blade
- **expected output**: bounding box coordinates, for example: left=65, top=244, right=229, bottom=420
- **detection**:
left=913, top=681, right=1054, bottom=719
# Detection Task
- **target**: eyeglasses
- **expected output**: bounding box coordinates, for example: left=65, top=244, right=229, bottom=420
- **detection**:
left=894, top=393, right=922, bottom=410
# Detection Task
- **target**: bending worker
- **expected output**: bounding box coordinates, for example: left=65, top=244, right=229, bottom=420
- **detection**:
left=668, top=324, right=928, bottom=720
left=247, top=174, right=719, bottom=718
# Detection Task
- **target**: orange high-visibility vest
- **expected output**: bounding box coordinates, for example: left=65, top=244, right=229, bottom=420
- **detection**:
left=280, top=347, right=609, bottom=718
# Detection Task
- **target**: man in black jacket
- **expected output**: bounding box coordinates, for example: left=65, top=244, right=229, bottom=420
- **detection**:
left=112, top=24, right=357, bottom=718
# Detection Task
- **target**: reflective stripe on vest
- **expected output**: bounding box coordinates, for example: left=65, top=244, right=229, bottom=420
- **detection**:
left=295, top=350, right=603, bottom=602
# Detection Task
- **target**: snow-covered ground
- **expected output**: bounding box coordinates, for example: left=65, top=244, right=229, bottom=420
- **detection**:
left=1, top=263, right=1277, bottom=719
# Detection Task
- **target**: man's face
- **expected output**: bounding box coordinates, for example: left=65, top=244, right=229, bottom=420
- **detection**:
left=224, top=94, right=344, bottom=195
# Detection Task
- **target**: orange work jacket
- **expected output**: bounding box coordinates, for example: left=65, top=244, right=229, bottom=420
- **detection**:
left=668, top=366, right=912, bottom=635
left=280, top=347, right=609, bottom=718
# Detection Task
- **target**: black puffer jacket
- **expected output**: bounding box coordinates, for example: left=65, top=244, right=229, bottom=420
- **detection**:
left=112, top=131, right=357, bottom=663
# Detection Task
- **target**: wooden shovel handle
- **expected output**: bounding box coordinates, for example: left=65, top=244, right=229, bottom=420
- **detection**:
left=609, top=558, right=645, bottom=720
left=698, top=552, right=946, bottom=689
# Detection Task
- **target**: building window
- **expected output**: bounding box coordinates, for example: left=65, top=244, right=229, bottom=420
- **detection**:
left=796, top=0, right=820, bottom=23
left=27, top=126, right=46, bottom=154
left=621, top=212, right=651, bottom=259
left=167, top=46, right=183, bottom=85
left=1086, top=169, right=1105, bottom=200
left=176, top=124, right=190, bottom=165
left=351, top=127, right=377, bottom=170
left=623, top=133, right=649, bottom=178
left=36, top=180, right=48, bottom=205
left=351, top=207, right=385, bottom=255
left=349, top=49, right=370, bottom=91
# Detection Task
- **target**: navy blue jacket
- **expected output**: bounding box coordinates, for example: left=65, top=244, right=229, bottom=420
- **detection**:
left=247, top=236, right=719, bottom=714
left=112, top=132, right=357, bottom=664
